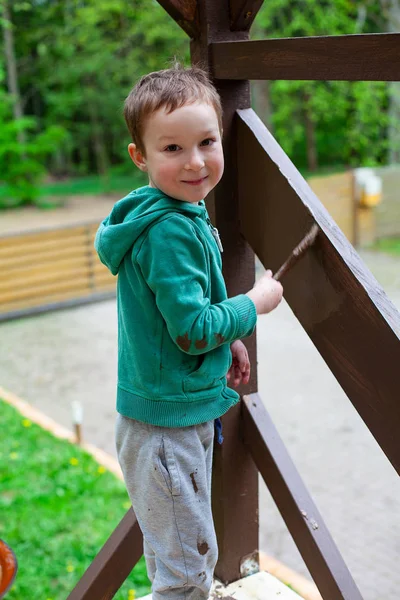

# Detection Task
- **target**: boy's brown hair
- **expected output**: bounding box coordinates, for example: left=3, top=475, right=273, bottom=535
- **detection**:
left=123, top=63, right=223, bottom=155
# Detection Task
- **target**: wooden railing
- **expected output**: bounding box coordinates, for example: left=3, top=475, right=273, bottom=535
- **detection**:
left=0, top=222, right=115, bottom=322
left=67, top=1, right=400, bottom=598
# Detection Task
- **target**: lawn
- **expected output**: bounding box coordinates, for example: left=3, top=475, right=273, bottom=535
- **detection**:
left=0, top=398, right=151, bottom=600
left=0, top=169, right=147, bottom=209
left=372, top=237, right=400, bottom=256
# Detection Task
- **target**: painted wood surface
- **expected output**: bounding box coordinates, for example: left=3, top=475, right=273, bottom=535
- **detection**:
left=191, top=0, right=259, bottom=584
left=237, top=107, right=400, bottom=475
left=243, top=394, right=363, bottom=600
left=211, top=33, right=400, bottom=81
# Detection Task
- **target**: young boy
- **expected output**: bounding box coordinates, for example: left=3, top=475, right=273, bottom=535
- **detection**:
left=95, top=65, right=283, bottom=600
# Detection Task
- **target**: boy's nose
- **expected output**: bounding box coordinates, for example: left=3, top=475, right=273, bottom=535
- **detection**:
left=184, top=150, right=205, bottom=171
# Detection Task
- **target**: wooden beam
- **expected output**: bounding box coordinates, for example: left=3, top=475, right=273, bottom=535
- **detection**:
left=211, top=33, right=400, bottom=80
left=191, top=0, right=259, bottom=585
left=229, top=0, right=265, bottom=31
left=242, top=394, right=363, bottom=600
left=157, top=0, right=199, bottom=38
left=67, top=509, right=143, bottom=599
left=237, top=108, right=400, bottom=476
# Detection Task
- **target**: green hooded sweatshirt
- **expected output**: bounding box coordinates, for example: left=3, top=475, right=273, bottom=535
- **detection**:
left=95, top=185, right=257, bottom=427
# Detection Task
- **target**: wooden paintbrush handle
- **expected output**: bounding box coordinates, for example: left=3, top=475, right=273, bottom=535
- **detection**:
left=273, top=224, right=319, bottom=281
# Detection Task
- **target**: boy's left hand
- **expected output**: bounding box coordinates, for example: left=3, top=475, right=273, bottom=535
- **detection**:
left=227, top=340, right=250, bottom=388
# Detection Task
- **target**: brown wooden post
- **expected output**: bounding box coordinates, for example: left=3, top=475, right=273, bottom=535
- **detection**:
left=190, top=0, right=261, bottom=584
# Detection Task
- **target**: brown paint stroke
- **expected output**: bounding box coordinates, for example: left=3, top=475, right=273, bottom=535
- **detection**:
left=195, top=336, right=207, bottom=350
left=197, top=540, right=209, bottom=555
left=190, top=472, right=199, bottom=493
left=214, top=333, right=225, bottom=345
left=176, top=333, right=191, bottom=352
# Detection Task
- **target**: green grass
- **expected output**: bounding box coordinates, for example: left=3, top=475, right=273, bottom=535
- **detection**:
left=0, top=399, right=151, bottom=600
left=371, top=237, right=400, bottom=256
left=0, top=170, right=147, bottom=208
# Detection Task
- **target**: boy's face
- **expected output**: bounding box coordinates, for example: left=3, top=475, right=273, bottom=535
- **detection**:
left=128, top=101, right=224, bottom=203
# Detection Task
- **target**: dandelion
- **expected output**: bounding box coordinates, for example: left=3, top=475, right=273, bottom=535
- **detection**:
left=123, top=501, right=131, bottom=510
left=97, top=465, right=106, bottom=474
left=22, top=419, right=32, bottom=428
left=9, top=452, right=18, bottom=460
left=69, top=457, right=79, bottom=466
left=66, top=564, right=75, bottom=573
left=128, top=589, right=135, bottom=600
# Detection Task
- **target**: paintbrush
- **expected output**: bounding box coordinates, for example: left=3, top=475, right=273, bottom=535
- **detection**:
left=273, top=224, right=319, bottom=281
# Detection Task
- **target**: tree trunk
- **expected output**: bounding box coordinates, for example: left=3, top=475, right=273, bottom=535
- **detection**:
left=2, top=0, right=26, bottom=145
left=87, top=97, right=109, bottom=177
left=252, top=81, right=274, bottom=133
left=304, top=91, right=318, bottom=172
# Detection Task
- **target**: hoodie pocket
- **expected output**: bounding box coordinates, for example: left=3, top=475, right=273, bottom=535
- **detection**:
left=182, top=349, right=229, bottom=397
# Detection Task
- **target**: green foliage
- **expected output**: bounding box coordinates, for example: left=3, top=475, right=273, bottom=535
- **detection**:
left=253, top=0, right=390, bottom=170
left=0, top=0, right=394, bottom=201
left=0, top=398, right=151, bottom=600
left=0, top=85, right=66, bottom=208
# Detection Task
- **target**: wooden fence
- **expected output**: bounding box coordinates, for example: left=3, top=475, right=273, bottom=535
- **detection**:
left=0, top=222, right=115, bottom=322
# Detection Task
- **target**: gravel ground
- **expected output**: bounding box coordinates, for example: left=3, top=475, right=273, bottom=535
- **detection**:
left=1, top=249, right=400, bottom=599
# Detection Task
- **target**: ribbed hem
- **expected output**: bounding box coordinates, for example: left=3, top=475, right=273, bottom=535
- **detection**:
left=116, top=385, right=239, bottom=428
left=229, top=294, right=257, bottom=339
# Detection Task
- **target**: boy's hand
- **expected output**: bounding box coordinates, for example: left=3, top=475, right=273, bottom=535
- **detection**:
left=227, top=340, right=250, bottom=388
left=246, top=269, right=283, bottom=315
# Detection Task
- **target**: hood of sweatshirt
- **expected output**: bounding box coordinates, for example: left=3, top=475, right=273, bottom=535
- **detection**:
left=95, top=185, right=206, bottom=275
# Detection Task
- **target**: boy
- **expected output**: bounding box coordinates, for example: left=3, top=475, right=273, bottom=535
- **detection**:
left=95, top=65, right=283, bottom=600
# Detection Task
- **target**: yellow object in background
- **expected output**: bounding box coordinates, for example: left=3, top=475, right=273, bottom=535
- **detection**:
left=354, top=168, right=383, bottom=208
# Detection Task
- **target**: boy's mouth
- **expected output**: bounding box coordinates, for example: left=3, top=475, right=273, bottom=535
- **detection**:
left=182, top=176, right=208, bottom=186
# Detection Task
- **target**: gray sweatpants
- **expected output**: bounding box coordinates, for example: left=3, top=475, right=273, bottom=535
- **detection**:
left=115, top=415, right=218, bottom=600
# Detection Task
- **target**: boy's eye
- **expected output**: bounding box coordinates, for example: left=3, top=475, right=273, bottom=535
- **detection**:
left=165, top=144, right=180, bottom=152
left=200, top=138, right=215, bottom=147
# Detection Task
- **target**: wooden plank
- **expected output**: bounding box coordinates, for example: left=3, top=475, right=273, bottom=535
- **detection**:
left=1, top=245, right=89, bottom=270
left=67, top=509, right=143, bottom=600
left=0, top=266, right=93, bottom=294
left=1, top=256, right=92, bottom=282
left=229, top=0, right=264, bottom=31
left=211, top=33, right=400, bottom=81
left=0, top=237, right=89, bottom=260
left=157, top=0, right=199, bottom=38
left=237, top=107, right=400, bottom=475
left=0, top=275, right=92, bottom=305
left=0, top=225, right=90, bottom=248
left=242, top=394, right=363, bottom=600
left=191, top=0, right=258, bottom=585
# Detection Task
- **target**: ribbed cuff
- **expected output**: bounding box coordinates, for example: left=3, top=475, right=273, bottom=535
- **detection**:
left=229, top=294, right=257, bottom=339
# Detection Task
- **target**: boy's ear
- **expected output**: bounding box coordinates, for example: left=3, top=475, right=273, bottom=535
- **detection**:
left=128, top=143, right=147, bottom=172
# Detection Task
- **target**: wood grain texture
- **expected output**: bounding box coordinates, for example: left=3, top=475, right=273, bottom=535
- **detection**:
left=191, top=0, right=259, bottom=584
left=243, top=394, right=363, bottom=600
left=211, top=33, right=400, bottom=80
left=237, top=107, right=400, bottom=475
left=229, top=0, right=265, bottom=31
left=157, top=0, right=199, bottom=38
left=67, top=509, right=143, bottom=600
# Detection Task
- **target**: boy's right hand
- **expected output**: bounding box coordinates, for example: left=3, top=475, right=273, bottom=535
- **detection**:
left=246, top=270, right=283, bottom=315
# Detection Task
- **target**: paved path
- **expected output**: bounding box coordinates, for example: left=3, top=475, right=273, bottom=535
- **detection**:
left=1, top=250, right=400, bottom=599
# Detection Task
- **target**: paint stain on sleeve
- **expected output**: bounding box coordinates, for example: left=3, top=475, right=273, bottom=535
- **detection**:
left=195, top=336, right=207, bottom=350
left=176, top=333, right=191, bottom=352
left=214, top=333, right=225, bottom=345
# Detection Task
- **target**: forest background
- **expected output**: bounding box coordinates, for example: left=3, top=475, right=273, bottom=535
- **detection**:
left=1, top=0, right=399, bottom=208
